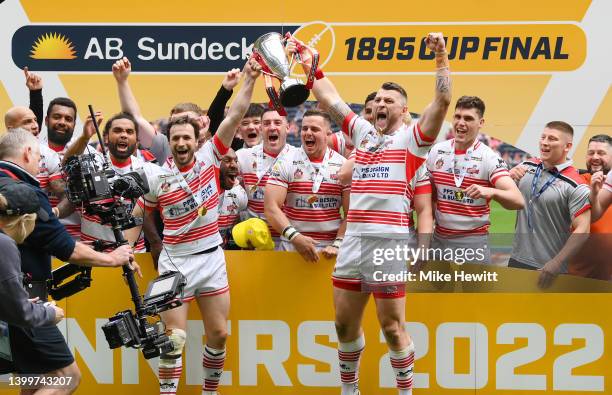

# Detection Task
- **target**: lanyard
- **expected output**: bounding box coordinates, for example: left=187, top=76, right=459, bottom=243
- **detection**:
left=170, top=159, right=203, bottom=206
left=527, top=163, right=559, bottom=230
left=301, top=148, right=332, bottom=193
left=252, top=144, right=290, bottom=190
left=451, top=139, right=478, bottom=188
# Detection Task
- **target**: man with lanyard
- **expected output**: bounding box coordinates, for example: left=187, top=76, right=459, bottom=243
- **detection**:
left=426, top=96, right=524, bottom=262
left=509, top=121, right=591, bottom=288
left=236, top=108, right=295, bottom=244
left=217, top=148, right=248, bottom=249
left=265, top=109, right=349, bottom=262
left=287, top=33, right=451, bottom=395
left=0, top=129, right=136, bottom=394
left=125, top=57, right=260, bottom=395
left=63, top=112, right=163, bottom=254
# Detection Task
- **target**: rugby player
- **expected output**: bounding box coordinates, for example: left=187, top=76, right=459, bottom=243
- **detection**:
left=288, top=32, right=452, bottom=395
left=265, top=109, right=349, bottom=261
left=125, top=57, right=260, bottom=395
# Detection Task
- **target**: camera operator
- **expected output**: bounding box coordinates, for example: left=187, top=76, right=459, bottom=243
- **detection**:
left=64, top=112, right=163, bottom=254
left=0, top=178, right=64, bottom=328
left=0, top=129, right=137, bottom=394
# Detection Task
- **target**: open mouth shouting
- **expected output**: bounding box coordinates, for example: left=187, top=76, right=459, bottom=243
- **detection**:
left=375, top=110, right=388, bottom=131
left=303, top=135, right=316, bottom=150
left=175, top=147, right=191, bottom=163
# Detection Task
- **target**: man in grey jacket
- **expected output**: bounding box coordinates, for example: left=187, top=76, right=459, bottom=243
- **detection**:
left=0, top=177, right=64, bottom=328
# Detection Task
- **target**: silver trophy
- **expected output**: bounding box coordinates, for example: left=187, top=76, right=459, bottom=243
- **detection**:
left=252, top=32, right=311, bottom=115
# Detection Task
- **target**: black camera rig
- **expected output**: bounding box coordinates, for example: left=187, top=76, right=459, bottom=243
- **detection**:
left=49, top=105, right=186, bottom=359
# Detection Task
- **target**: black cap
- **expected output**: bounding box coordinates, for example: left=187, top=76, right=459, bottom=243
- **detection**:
left=0, top=178, right=49, bottom=221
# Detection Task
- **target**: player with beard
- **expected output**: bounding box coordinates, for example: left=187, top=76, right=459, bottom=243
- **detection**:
left=265, top=109, right=349, bottom=261
left=217, top=148, right=247, bottom=248
left=66, top=112, right=164, bottom=254
left=508, top=121, right=591, bottom=288
left=426, top=96, right=524, bottom=262
left=236, top=108, right=296, bottom=245
left=38, top=97, right=85, bottom=240
left=287, top=33, right=451, bottom=395
left=125, top=57, right=260, bottom=395
left=569, top=134, right=612, bottom=279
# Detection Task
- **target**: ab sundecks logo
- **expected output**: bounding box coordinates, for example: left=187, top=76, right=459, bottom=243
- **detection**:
left=12, top=24, right=306, bottom=72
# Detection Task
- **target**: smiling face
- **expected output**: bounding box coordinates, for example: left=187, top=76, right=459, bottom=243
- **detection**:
left=107, top=118, right=138, bottom=160
left=46, top=104, right=76, bottom=147
left=373, top=89, right=407, bottom=134
left=539, top=127, right=572, bottom=166
left=452, top=107, right=484, bottom=150
left=238, top=116, right=262, bottom=148
left=586, top=140, right=611, bottom=174
left=169, top=123, right=198, bottom=168
left=261, top=111, right=288, bottom=155
left=301, top=115, right=329, bottom=159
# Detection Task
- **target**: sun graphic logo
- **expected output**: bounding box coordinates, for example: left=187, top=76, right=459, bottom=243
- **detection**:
left=30, top=32, right=77, bottom=60
left=291, top=21, right=335, bottom=77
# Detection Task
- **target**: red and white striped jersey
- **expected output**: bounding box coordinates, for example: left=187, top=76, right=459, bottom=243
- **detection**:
left=42, top=142, right=82, bottom=240
left=267, top=147, right=348, bottom=243
left=236, top=143, right=295, bottom=237
left=80, top=155, right=155, bottom=252
left=37, top=144, right=62, bottom=193
left=604, top=171, right=612, bottom=193
left=137, top=135, right=228, bottom=256
left=426, top=138, right=510, bottom=237
left=343, top=113, right=434, bottom=235
left=217, top=183, right=248, bottom=234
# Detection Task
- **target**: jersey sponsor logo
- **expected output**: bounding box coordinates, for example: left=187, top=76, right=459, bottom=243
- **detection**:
left=441, top=187, right=475, bottom=203
left=467, top=166, right=480, bottom=175
left=293, top=169, right=304, bottom=179
left=161, top=181, right=171, bottom=192
left=358, top=165, right=391, bottom=179
left=295, top=196, right=339, bottom=209
left=435, top=158, right=444, bottom=169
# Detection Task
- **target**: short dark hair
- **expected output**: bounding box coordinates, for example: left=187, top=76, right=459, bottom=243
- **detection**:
left=170, top=102, right=203, bottom=116
left=588, top=134, right=612, bottom=146
left=261, top=107, right=287, bottom=120
left=244, top=103, right=265, bottom=119
left=103, top=112, right=139, bottom=137
left=545, top=121, right=574, bottom=136
left=166, top=115, right=200, bottom=141
left=303, top=109, right=332, bottom=126
left=46, top=97, right=77, bottom=118
left=455, top=96, right=486, bottom=118
left=364, top=91, right=377, bottom=106
left=380, top=82, right=407, bottom=102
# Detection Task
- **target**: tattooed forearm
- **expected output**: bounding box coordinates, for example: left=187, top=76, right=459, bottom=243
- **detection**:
left=436, top=71, right=450, bottom=93
left=328, top=101, right=352, bottom=126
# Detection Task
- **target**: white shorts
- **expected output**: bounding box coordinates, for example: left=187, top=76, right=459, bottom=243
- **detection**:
left=333, top=235, right=415, bottom=298
left=158, top=246, right=229, bottom=302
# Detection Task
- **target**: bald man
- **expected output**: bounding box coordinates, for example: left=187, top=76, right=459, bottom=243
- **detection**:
left=5, top=106, right=40, bottom=136
left=4, top=108, right=65, bottom=203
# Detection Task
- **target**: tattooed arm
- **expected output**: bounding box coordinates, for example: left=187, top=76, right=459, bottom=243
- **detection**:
left=417, top=33, right=452, bottom=141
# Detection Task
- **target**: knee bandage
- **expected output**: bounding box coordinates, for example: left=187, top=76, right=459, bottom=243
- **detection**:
left=161, top=328, right=186, bottom=359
